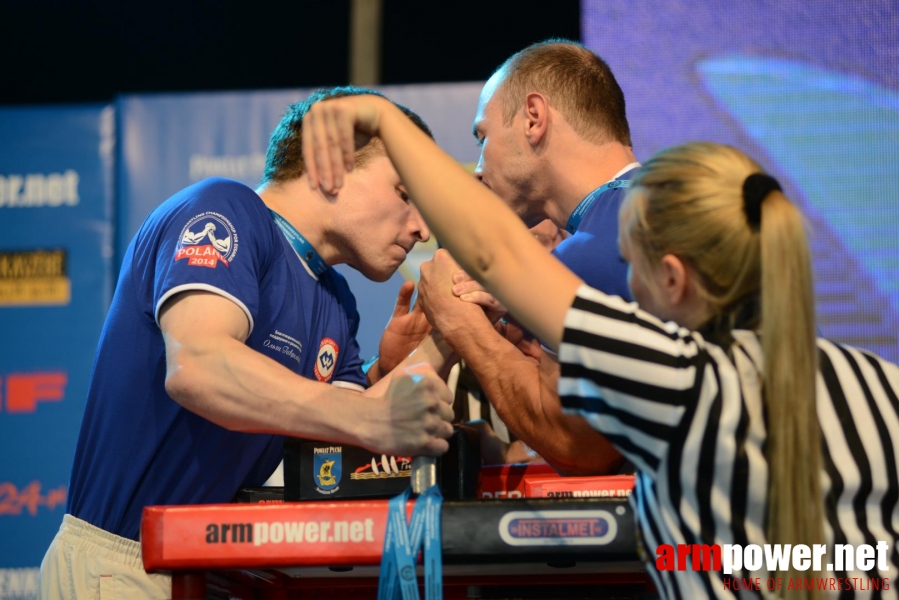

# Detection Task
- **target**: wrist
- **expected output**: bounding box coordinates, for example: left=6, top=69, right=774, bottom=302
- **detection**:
left=348, top=394, right=381, bottom=451
left=365, top=357, right=383, bottom=385
left=419, top=331, right=459, bottom=378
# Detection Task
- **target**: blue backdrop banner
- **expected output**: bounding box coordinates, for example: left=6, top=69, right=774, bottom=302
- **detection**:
left=0, top=104, right=115, bottom=589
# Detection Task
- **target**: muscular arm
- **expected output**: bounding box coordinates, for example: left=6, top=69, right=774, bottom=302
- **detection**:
left=446, top=315, right=624, bottom=475
left=420, top=250, right=622, bottom=474
left=159, top=290, right=453, bottom=456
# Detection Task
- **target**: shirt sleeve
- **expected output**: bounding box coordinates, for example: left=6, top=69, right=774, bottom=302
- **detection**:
left=558, top=284, right=708, bottom=472
left=145, top=181, right=271, bottom=334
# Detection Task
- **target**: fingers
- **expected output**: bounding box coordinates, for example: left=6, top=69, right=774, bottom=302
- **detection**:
left=302, top=100, right=357, bottom=194
left=391, top=280, right=416, bottom=317
left=452, top=270, right=474, bottom=285
left=451, top=279, right=484, bottom=297
left=421, top=436, right=450, bottom=457
left=459, top=290, right=506, bottom=312
left=322, top=105, right=347, bottom=193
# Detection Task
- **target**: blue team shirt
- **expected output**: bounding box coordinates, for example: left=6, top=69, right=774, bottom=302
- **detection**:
left=67, top=178, right=366, bottom=540
left=552, top=167, right=637, bottom=300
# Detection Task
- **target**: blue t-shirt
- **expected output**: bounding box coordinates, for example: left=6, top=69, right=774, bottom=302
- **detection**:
left=552, top=167, right=637, bottom=301
left=67, top=178, right=366, bottom=541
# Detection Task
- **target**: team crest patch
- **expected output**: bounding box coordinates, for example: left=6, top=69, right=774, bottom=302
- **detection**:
left=313, top=446, right=342, bottom=495
left=174, top=211, right=239, bottom=268
left=314, top=337, right=339, bottom=382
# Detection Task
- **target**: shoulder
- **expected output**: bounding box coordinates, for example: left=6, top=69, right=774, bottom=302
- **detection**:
left=817, top=337, right=899, bottom=377
left=143, top=178, right=267, bottom=227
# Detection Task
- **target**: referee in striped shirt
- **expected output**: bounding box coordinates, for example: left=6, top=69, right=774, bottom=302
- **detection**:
left=301, top=96, right=899, bottom=599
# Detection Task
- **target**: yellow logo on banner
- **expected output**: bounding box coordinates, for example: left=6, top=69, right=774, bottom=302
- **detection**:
left=0, top=249, right=70, bottom=306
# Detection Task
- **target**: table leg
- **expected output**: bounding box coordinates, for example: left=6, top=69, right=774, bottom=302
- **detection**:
left=171, top=571, right=207, bottom=600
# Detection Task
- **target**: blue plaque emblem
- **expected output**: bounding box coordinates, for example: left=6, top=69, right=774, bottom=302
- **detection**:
left=314, top=451, right=342, bottom=494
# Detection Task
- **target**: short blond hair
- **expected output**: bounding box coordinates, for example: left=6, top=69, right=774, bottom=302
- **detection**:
left=496, top=39, right=631, bottom=146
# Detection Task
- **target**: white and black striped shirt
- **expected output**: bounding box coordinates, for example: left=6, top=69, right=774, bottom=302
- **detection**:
left=558, top=285, right=899, bottom=599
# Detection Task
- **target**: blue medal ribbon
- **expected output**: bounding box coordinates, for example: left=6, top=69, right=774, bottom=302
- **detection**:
left=269, top=209, right=330, bottom=276
left=378, top=485, right=443, bottom=600
left=565, top=179, right=632, bottom=235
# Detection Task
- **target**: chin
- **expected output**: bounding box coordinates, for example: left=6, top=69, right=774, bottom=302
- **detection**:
left=353, top=263, right=396, bottom=283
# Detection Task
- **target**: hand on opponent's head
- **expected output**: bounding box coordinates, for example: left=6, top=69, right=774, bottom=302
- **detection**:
left=302, top=94, right=390, bottom=194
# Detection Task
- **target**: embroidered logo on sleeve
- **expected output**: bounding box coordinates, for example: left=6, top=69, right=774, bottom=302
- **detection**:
left=174, top=212, right=239, bottom=268
left=314, top=337, right=339, bottom=382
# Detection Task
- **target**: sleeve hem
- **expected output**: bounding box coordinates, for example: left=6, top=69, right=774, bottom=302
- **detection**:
left=155, top=283, right=255, bottom=335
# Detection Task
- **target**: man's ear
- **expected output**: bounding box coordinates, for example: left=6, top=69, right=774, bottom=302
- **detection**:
left=523, top=92, right=549, bottom=147
left=657, top=254, right=689, bottom=306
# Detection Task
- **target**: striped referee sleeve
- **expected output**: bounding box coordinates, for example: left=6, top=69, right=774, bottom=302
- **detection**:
left=557, top=285, right=704, bottom=473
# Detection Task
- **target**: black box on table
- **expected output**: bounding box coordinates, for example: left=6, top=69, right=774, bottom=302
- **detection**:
left=283, top=425, right=480, bottom=501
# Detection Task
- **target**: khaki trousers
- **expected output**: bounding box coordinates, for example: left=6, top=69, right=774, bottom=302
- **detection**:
left=40, top=514, right=171, bottom=600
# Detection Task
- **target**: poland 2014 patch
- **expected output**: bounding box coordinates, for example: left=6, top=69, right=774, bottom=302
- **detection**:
left=174, top=211, right=239, bottom=268
left=314, top=337, right=339, bottom=382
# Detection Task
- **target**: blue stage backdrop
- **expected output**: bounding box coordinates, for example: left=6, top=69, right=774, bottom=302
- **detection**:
left=0, top=105, right=115, bottom=594
left=116, top=83, right=482, bottom=361
left=582, top=0, right=899, bottom=362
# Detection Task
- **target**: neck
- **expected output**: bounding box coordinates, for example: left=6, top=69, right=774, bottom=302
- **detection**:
left=542, top=140, right=638, bottom=227
left=256, top=178, right=342, bottom=266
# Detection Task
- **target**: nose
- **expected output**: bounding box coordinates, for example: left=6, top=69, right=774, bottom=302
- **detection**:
left=473, top=152, right=485, bottom=183
left=410, top=205, right=430, bottom=243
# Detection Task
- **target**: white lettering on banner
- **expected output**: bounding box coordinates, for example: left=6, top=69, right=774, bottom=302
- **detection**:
left=253, top=518, right=375, bottom=546
left=0, top=567, right=39, bottom=599
left=189, top=153, right=265, bottom=182
left=719, top=541, right=893, bottom=575
left=0, top=171, right=80, bottom=208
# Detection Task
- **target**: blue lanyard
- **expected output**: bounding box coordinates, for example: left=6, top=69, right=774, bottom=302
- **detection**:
left=565, top=179, right=632, bottom=234
left=268, top=209, right=330, bottom=276
left=378, top=485, right=443, bottom=600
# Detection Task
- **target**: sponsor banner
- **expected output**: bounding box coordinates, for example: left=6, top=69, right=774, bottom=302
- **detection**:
left=141, top=501, right=414, bottom=569
left=478, top=463, right=559, bottom=499
left=0, top=104, right=114, bottom=571
left=524, top=475, right=635, bottom=499
left=117, top=84, right=482, bottom=359
left=0, top=568, right=40, bottom=600
left=0, top=249, right=70, bottom=306
left=498, top=509, right=620, bottom=547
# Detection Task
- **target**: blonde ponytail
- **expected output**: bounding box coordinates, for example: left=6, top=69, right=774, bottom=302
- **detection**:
left=760, top=192, right=823, bottom=594
left=626, top=142, right=823, bottom=598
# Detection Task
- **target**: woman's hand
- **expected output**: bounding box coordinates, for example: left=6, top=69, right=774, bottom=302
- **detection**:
left=302, top=94, right=391, bottom=193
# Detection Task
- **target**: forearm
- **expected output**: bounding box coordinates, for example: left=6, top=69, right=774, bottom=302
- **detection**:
left=451, top=324, right=623, bottom=475
left=367, top=331, right=458, bottom=395
left=165, top=334, right=374, bottom=446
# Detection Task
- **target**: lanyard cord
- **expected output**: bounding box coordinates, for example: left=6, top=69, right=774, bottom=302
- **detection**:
left=378, top=485, right=443, bottom=600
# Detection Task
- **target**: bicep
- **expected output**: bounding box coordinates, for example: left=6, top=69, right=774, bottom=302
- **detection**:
left=158, top=290, right=251, bottom=349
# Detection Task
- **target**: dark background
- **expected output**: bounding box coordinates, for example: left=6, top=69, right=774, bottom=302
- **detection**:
left=1, top=0, right=580, bottom=106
